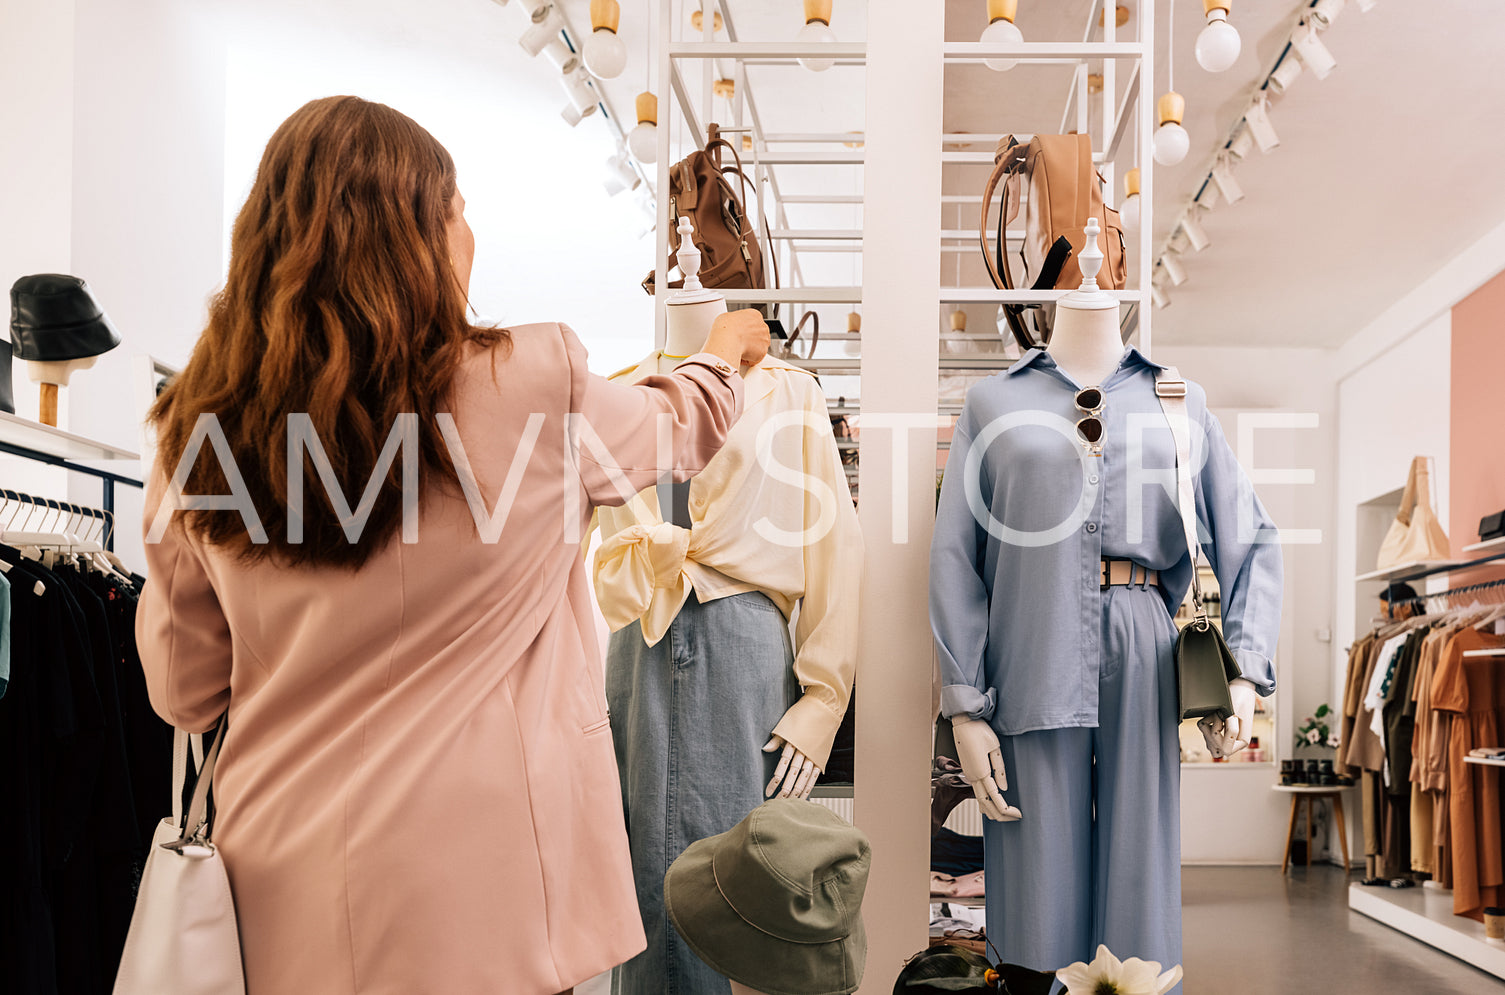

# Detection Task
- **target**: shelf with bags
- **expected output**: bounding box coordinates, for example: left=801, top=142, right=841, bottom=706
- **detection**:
left=1462, top=535, right=1505, bottom=555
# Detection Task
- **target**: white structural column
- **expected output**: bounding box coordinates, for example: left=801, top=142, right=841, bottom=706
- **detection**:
left=854, top=2, right=944, bottom=990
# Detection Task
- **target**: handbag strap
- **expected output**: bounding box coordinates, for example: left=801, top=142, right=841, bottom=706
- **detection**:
left=1154, top=366, right=1205, bottom=616
left=174, top=717, right=228, bottom=846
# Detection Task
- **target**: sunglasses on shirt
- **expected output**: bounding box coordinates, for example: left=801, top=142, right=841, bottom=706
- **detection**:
left=1075, top=386, right=1105, bottom=455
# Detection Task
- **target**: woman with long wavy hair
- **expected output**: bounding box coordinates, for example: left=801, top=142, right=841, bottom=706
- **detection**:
left=137, top=95, right=766, bottom=994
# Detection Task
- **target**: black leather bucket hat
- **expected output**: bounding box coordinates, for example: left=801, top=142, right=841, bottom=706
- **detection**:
left=10, top=274, right=121, bottom=362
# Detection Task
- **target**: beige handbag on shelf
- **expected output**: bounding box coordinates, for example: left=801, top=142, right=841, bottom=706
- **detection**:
left=114, top=720, right=246, bottom=995
left=1375, top=456, right=1452, bottom=571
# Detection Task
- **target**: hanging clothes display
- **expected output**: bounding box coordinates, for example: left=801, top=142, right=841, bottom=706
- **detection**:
left=0, top=539, right=167, bottom=994
left=1338, top=586, right=1505, bottom=921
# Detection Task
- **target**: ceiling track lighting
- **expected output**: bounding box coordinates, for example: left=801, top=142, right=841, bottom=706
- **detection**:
left=799, top=0, right=837, bottom=73
left=1290, top=18, right=1336, bottom=79
left=1195, top=0, right=1241, bottom=73
left=518, top=3, right=565, bottom=58
left=559, top=69, right=600, bottom=126
left=1119, top=168, right=1142, bottom=231
left=1310, top=0, right=1346, bottom=28
left=628, top=92, right=658, bottom=163
left=1210, top=154, right=1244, bottom=204
left=541, top=37, right=580, bottom=75
left=584, top=0, right=628, bottom=79
left=1153, top=92, right=1189, bottom=166
left=1151, top=282, right=1171, bottom=309
left=604, top=147, right=640, bottom=197
left=1354, top=0, right=1378, bottom=11
left=1268, top=55, right=1302, bottom=95
left=981, top=0, right=1024, bottom=73
left=1179, top=208, right=1210, bottom=252
left=1161, top=252, right=1188, bottom=287
left=1242, top=94, right=1279, bottom=153
left=1227, top=124, right=1255, bottom=160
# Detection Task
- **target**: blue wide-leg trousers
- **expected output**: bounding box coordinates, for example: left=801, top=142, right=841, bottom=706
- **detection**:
left=983, top=585, right=1183, bottom=993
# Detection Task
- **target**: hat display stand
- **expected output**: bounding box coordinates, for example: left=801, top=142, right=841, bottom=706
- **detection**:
left=25, top=357, right=98, bottom=427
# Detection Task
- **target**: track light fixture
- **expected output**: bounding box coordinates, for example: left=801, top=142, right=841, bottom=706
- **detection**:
left=518, top=2, right=565, bottom=58
left=604, top=147, right=640, bottom=196
left=541, top=37, right=580, bottom=74
left=1242, top=94, right=1279, bottom=153
left=1195, top=1, right=1241, bottom=73
left=559, top=69, right=599, bottom=126
left=1354, top=0, right=1378, bottom=11
left=1151, top=281, right=1171, bottom=309
left=1290, top=18, right=1336, bottom=79
left=1161, top=252, right=1187, bottom=287
left=1210, top=155, right=1244, bottom=205
left=1268, top=56, right=1302, bottom=95
left=1310, top=0, right=1346, bottom=27
left=1179, top=209, right=1210, bottom=252
left=799, top=0, right=837, bottom=73
left=981, top=0, right=1024, bottom=73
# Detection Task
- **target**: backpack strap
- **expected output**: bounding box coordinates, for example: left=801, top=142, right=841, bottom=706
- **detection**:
left=1154, top=365, right=1205, bottom=613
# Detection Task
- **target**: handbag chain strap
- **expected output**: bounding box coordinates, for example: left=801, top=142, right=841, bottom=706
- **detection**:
left=1154, top=366, right=1206, bottom=626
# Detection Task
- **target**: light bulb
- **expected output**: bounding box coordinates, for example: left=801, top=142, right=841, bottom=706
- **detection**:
left=584, top=28, right=627, bottom=79
left=1153, top=122, right=1189, bottom=165
left=980, top=17, right=1024, bottom=72
left=628, top=122, right=657, bottom=163
left=1195, top=11, right=1241, bottom=73
left=1119, top=167, right=1141, bottom=231
left=798, top=20, right=837, bottom=72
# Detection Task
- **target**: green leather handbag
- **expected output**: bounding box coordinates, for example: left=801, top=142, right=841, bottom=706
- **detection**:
left=1155, top=369, right=1244, bottom=721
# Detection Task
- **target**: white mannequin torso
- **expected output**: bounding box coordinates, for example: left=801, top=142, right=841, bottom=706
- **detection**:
left=661, top=298, right=728, bottom=373
left=1045, top=303, right=1123, bottom=387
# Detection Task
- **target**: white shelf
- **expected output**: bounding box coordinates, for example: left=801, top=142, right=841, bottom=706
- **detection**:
left=1348, top=883, right=1505, bottom=980
left=941, top=288, right=1144, bottom=305
left=0, top=411, right=139, bottom=463
left=721, top=288, right=863, bottom=305
left=1463, top=536, right=1505, bottom=554
left=1354, top=560, right=1457, bottom=584
left=1464, top=755, right=1505, bottom=767
left=942, top=41, right=1146, bottom=62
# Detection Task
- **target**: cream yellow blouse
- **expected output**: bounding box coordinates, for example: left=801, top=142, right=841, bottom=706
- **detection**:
left=591, top=354, right=862, bottom=768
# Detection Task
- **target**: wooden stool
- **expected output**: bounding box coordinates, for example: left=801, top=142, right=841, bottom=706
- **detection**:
left=1272, top=784, right=1350, bottom=873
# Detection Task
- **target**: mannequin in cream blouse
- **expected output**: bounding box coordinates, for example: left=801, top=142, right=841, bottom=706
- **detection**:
left=594, top=220, right=861, bottom=995
left=951, top=223, right=1258, bottom=822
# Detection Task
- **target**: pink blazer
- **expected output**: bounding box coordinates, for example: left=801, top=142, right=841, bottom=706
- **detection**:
left=136, top=324, right=743, bottom=994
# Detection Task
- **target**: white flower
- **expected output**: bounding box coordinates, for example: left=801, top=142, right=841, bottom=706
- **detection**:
left=1057, top=944, right=1184, bottom=995
left=1306, top=729, right=1321, bottom=744
left=1327, top=734, right=1342, bottom=749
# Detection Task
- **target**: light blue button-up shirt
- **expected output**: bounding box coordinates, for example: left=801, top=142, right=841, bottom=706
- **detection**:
left=930, top=347, right=1283, bottom=736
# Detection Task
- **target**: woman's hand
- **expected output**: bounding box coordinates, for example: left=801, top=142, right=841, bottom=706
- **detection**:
left=702, top=309, right=770, bottom=371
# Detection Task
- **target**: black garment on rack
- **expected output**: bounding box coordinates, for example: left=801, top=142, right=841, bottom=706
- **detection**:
left=0, top=544, right=162, bottom=994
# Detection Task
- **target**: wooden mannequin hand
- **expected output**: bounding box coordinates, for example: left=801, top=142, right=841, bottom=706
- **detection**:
left=1197, top=678, right=1258, bottom=758
left=763, top=736, right=822, bottom=799
left=951, top=716, right=1022, bottom=822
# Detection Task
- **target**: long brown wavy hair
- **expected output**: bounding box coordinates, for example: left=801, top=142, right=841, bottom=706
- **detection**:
left=150, top=96, right=507, bottom=569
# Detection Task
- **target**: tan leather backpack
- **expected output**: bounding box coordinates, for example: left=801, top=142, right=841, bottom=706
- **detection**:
left=643, top=123, right=773, bottom=295
left=980, top=133, right=1126, bottom=350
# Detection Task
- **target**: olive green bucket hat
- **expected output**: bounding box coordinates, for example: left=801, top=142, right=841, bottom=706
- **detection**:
left=664, top=798, right=871, bottom=995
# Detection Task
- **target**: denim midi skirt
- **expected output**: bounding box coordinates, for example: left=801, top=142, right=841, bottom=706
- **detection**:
left=606, top=590, right=798, bottom=995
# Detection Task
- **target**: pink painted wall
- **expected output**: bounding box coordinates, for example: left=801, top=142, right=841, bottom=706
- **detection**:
left=1450, top=270, right=1505, bottom=555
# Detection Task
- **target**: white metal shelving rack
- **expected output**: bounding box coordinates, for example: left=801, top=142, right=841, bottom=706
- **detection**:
left=646, top=3, right=1156, bottom=985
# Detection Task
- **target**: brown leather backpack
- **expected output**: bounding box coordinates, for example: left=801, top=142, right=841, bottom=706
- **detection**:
left=643, top=123, right=774, bottom=295
left=980, top=133, right=1126, bottom=351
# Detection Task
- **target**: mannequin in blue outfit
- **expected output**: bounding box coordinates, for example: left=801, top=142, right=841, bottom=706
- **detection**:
left=930, top=231, right=1282, bottom=992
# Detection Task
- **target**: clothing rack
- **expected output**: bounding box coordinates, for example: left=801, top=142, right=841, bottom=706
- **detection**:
left=0, top=488, right=116, bottom=549
left=1386, top=576, right=1505, bottom=612
left=0, top=414, right=144, bottom=552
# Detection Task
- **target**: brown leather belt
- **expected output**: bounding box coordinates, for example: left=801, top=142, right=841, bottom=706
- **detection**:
left=1101, top=557, right=1159, bottom=589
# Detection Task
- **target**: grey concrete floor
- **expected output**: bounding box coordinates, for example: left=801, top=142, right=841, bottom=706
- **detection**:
left=1184, top=865, right=1502, bottom=994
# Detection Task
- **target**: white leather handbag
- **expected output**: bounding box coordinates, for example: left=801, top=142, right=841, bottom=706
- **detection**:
left=114, top=720, right=246, bottom=994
